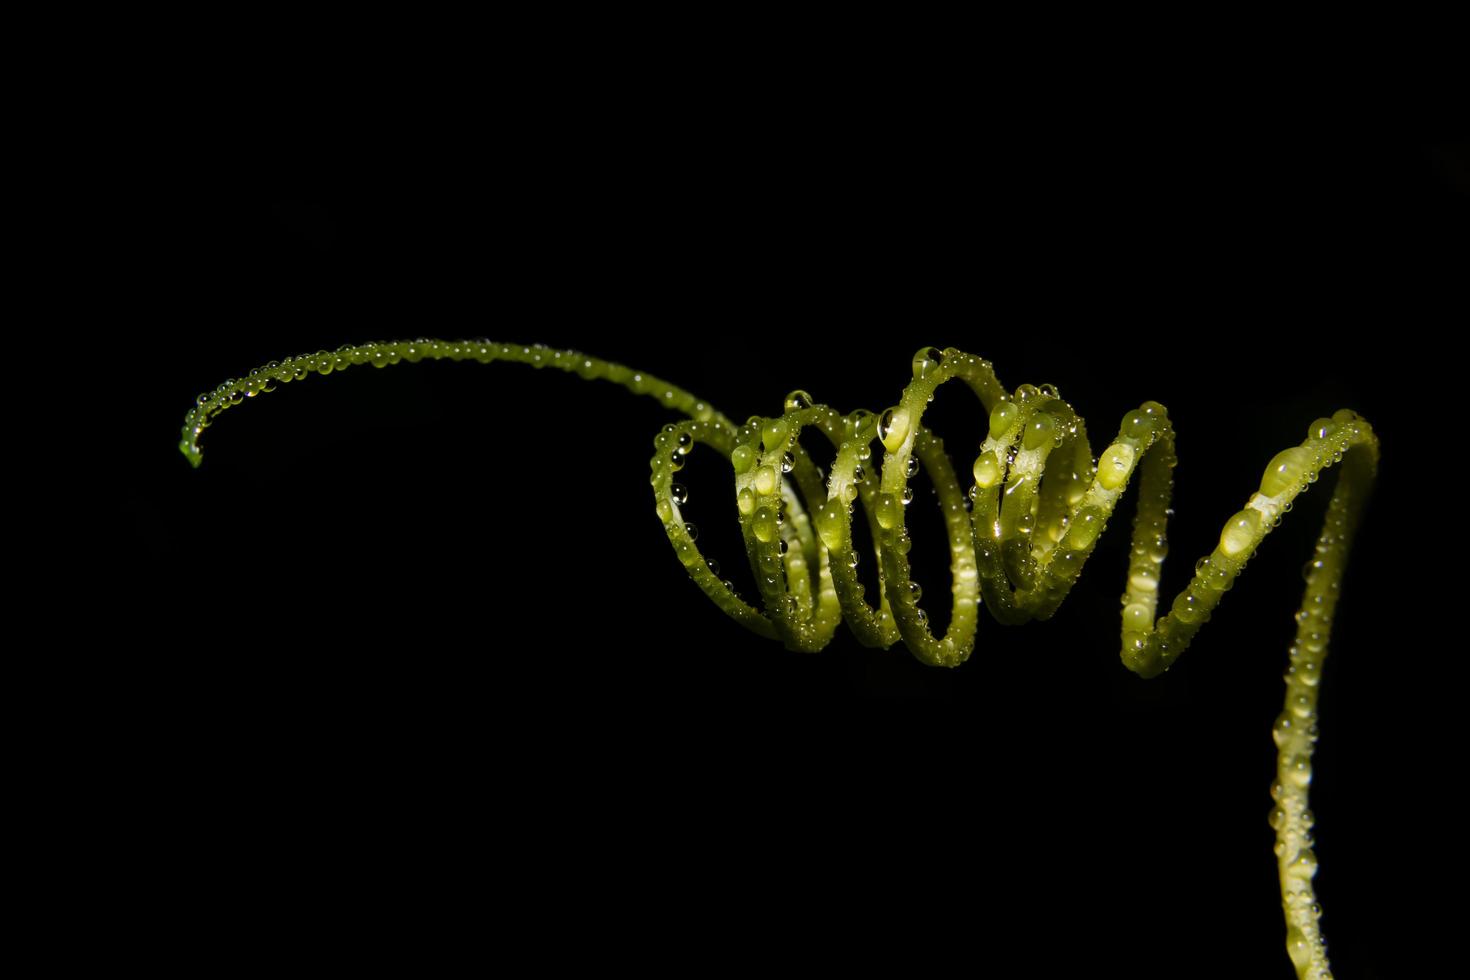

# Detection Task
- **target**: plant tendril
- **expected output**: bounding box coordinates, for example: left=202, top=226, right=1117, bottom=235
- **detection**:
left=182, top=338, right=1376, bottom=980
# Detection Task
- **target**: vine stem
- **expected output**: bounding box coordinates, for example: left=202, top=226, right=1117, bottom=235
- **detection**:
left=182, top=338, right=1376, bottom=979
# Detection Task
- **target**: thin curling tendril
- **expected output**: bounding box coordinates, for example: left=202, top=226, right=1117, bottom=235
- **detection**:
left=181, top=339, right=1376, bottom=980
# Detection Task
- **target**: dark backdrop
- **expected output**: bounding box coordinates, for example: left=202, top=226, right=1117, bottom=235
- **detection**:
left=115, top=113, right=1462, bottom=978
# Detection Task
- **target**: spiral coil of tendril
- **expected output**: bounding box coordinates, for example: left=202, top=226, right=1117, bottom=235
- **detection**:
left=182, top=339, right=1376, bottom=980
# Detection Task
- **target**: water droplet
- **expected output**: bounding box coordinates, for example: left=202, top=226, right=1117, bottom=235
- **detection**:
left=1147, top=535, right=1168, bottom=563
left=762, top=419, right=788, bottom=454
left=707, top=559, right=721, bottom=578
left=1171, top=591, right=1204, bottom=624
left=1122, top=409, right=1157, bottom=442
left=988, top=401, right=1018, bottom=439
left=784, top=389, right=814, bottom=412
left=1261, top=446, right=1313, bottom=497
left=1219, top=509, right=1261, bottom=557
left=684, top=522, right=699, bottom=542
left=906, top=456, right=920, bottom=478
left=901, top=487, right=914, bottom=506
left=670, top=482, right=689, bottom=505
left=1097, top=442, right=1135, bottom=490
left=731, top=444, right=755, bottom=475
left=815, top=503, right=845, bottom=551
left=878, top=406, right=912, bottom=453
left=755, top=466, right=777, bottom=495
left=1286, top=848, right=1318, bottom=880
left=911, top=346, right=944, bottom=378
left=781, top=451, right=795, bottom=474
left=875, top=493, right=901, bottom=529
left=972, top=451, right=1001, bottom=489
left=753, top=507, right=778, bottom=543
left=1066, top=509, right=1103, bottom=549
left=1023, top=413, right=1056, bottom=451
left=1285, top=927, right=1312, bottom=969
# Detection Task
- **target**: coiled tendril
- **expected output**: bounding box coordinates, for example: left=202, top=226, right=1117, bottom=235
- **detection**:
left=182, top=339, right=1376, bottom=980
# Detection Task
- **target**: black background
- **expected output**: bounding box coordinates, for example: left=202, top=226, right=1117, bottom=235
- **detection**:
left=114, top=97, right=1462, bottom=977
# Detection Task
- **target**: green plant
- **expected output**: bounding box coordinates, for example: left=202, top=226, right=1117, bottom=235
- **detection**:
left=181, top=338, right=1376, bottom=979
